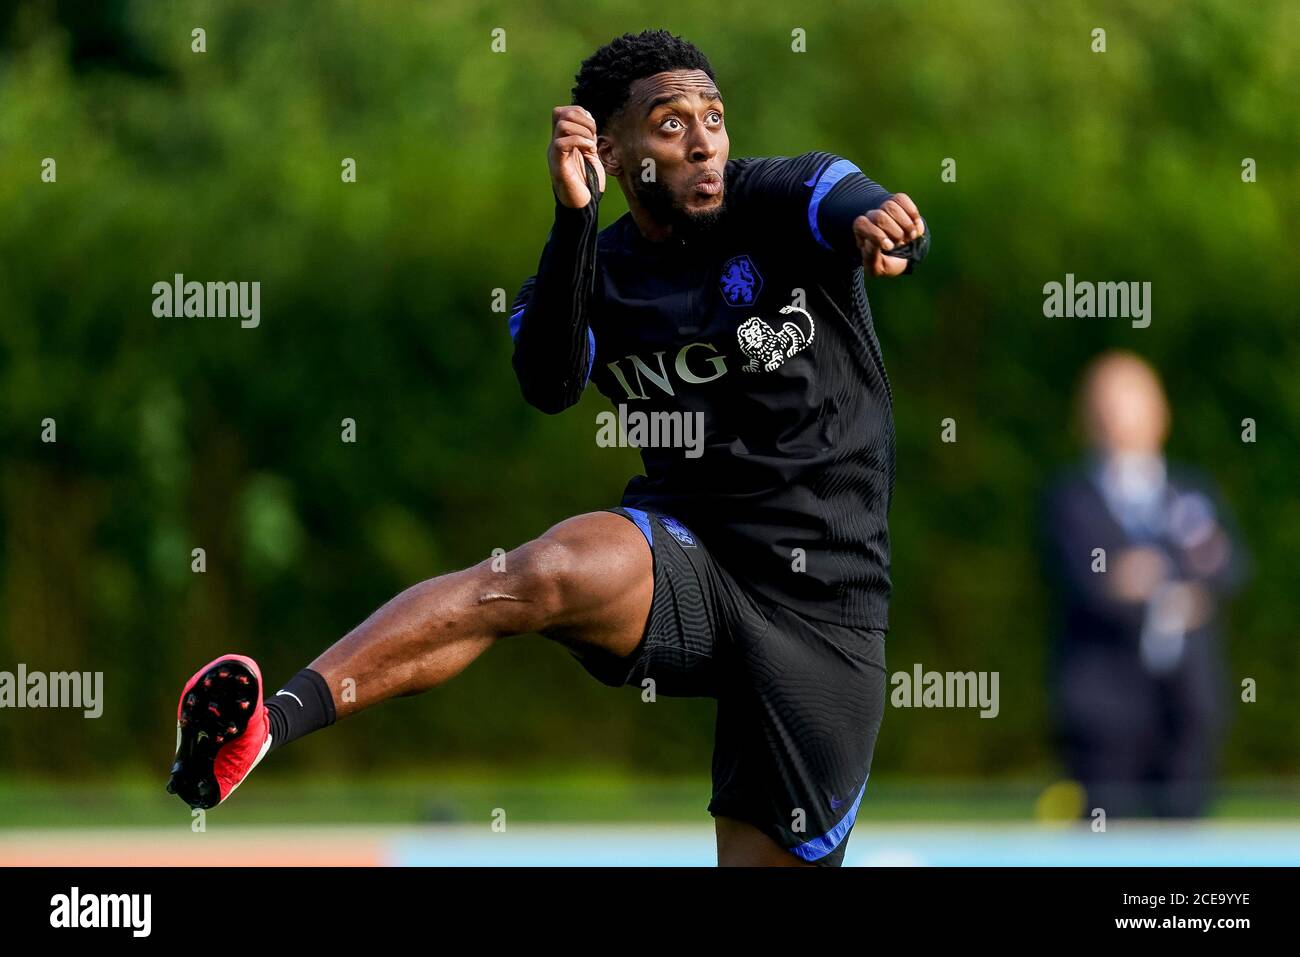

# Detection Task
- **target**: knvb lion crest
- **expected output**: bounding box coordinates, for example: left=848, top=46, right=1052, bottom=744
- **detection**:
left=658, top=515, right=697, bottom=548
left=737, top=305, right=816, bottom=373
left=720, top=254, right=762, bottom=306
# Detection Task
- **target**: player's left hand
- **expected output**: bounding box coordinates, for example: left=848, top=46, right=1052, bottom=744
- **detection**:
left=854, top=193, right=925, bottom=277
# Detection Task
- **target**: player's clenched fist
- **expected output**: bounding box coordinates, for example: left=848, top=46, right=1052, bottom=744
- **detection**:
left=549, top=105, right=607, bottom=209
left=853, top=192, right=925, bottom=277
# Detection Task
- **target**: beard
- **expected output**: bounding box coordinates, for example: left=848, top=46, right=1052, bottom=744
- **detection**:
left=632, top=175, right=728, bottom=241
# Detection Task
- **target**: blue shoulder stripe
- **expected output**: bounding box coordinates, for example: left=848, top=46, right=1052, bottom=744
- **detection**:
left=806, top=158, right=862, bottom=251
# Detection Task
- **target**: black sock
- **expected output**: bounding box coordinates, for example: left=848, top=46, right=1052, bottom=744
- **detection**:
left=264, top=668, right=336, bottom=753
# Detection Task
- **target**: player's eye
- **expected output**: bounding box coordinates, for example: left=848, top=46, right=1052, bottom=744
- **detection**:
left=707, top=111, right=723, bottom=124
left=660, top=116, right=683, bottom=131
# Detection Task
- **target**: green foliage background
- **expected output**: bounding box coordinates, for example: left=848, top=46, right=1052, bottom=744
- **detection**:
left=0, top=0, right=1296, bottom=786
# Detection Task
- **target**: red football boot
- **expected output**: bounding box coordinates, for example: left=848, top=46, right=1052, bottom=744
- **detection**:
left=167, top=655, right=272, bottom=809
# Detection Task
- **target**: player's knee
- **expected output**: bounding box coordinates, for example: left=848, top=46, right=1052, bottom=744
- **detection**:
left=490, top=536, right=582, bottom=627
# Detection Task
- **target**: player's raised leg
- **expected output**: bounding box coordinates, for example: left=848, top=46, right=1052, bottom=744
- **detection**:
left=309, top=511, right=652, bottom=715
left=167, top=511, right=652, bottom=808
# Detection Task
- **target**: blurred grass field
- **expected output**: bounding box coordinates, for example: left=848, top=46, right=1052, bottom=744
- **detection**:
left=3, top=771, right=1298, bottom=828
left=5, top=772, right=1298, bottom=866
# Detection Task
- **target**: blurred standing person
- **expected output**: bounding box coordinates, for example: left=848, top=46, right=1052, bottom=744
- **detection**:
left=1043, top=351, right=1247, bottom=819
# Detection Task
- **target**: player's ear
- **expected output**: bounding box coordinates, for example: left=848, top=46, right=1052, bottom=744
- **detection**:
left=597, top=136, right=622, bottom=176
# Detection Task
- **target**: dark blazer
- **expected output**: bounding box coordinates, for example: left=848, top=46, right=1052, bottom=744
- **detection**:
left=1040, top=463, right=1248, bottom=816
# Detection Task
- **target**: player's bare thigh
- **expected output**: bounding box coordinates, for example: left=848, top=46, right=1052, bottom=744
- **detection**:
left=530, top=510, right=654, bottom=662
left=715, top=817, right=815, bottom=867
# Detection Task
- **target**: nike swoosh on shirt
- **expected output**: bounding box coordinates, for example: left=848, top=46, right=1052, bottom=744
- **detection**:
left=830, top=782, right=863, bottom=810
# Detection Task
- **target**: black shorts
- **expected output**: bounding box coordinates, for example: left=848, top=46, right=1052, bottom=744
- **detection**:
left=572, top=506, right=887, bottom=866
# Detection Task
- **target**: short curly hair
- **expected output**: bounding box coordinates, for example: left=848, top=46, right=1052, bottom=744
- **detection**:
left=571, top=30, right=717, bottom=132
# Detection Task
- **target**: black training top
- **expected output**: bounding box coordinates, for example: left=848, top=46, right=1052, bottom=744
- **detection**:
left=509, top=151, right=929, bottom=629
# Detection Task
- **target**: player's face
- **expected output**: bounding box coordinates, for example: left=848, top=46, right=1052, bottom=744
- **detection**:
left=612, top=69, right=729, bottom=231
